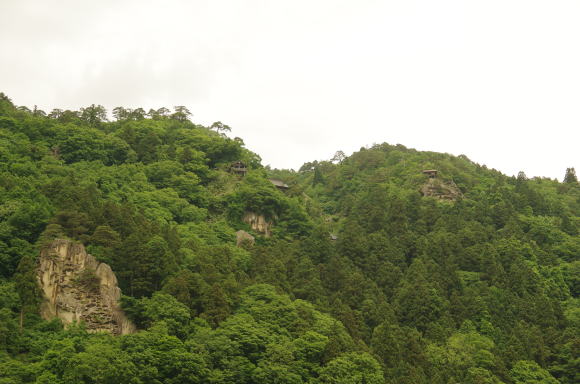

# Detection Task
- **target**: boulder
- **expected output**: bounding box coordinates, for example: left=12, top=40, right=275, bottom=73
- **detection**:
left=236, top=230, right=255, bottom=247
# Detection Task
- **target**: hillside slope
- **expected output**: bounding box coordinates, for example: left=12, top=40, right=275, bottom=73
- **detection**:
left=0, top=93, right=578, bottom=384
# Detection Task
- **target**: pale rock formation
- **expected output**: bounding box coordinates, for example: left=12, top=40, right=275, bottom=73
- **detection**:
left=420, top=178, right=463, bottom=201
left=236, top=230, right=255, bottom=247
left=242, top=212, right=272, bottom=236
left=37, top=239, right=135, bottom=335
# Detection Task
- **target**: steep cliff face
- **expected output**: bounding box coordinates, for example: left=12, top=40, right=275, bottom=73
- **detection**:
left=37, top=239, right=135, bottom=335
left=243, top=212, right=272, bottom=236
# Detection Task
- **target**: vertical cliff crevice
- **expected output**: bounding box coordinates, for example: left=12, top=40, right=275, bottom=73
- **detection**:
left=242, top=211, right=273, bottom=236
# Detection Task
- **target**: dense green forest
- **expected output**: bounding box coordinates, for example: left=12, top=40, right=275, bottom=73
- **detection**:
left=0, top=92, right=578, bottom=383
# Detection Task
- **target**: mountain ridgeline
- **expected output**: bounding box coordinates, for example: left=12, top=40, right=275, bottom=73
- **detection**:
left=0, top=93, right=578, bottom=384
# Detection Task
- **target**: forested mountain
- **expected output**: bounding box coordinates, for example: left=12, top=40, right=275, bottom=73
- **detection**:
left=0, top=92, right=578, bottom=384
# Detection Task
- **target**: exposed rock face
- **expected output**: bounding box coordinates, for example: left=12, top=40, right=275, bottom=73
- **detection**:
left=37, top=239, right=135, bottom=335
left=243, top=212, right=272, bottom=236
left=236, top=230, right=255, bottom=247
left=421, top=178, right=463, bottom=201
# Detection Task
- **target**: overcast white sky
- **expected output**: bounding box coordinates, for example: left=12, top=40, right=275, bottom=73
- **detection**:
left=0, top=0, right=578, bottom=179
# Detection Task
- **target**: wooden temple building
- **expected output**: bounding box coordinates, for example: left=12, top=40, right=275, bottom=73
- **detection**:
left=230, top=161, right=248, bottom=176
left=422, top=169, right=438, bottom=178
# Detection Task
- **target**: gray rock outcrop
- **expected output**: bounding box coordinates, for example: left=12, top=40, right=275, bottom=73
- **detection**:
left=37, top=239, right=135, bottom=335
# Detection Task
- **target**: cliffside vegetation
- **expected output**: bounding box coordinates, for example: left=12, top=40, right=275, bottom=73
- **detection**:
left=0, top=92, right=578, bottom=383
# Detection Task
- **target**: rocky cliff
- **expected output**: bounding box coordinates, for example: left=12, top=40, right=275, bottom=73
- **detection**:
left=243, top=212, right=272, bottom=236
left=420, top=178, right=463, bottom=201
left=37, top=239, right=135, bottom=335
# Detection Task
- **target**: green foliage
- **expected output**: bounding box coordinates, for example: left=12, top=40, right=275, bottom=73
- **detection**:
left=0, top=282, right=20, bottom=352
left=319, top=352, right=384, bottom=384
left=0, top=94, right=578, bottom=383
left=14, top=255, right=41, bottom=328
left=227, top=173, right=286, bottom=221
left=563, top=168, right=577, bottom=184
left=510, top=360, right=559, bottom=384
left=141, top=292, right=191, bottom=338
left=427, top=329, right=500, bottom=383
left=73, top=269, right=100, bottom=294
